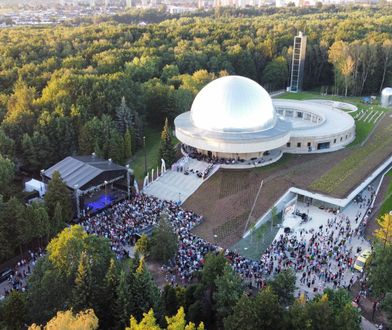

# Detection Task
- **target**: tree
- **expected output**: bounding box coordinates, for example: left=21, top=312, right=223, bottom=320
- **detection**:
left=150, top=214, right=178, bottom=263
left=166, top=307, right=204, bottom=330
left=49, top=225, right=113, bottom=280
left=44, top=171, right=73, bottom=223
left=288, top=295, right=312, bottom=330
left=28, top=226, right=114, bottom=324
left=3, top=80, right=36, bottom=142
left=0, top=129, right=15, bottom=159
left=158, top=118, right=176, bottom=167
left=381, top=292, right=392, bottom=326
left=369, top=244, right=392, bottom=296
left=0, top=154, right=14, bottom=194
left=305, top=294, right=334, bottom=330
left=269, top=269, right=296, bottom=306
left=21, top=133, right=38, bottom=169
left=51, top=202, right=65, bottom=237
left=329, top=41, right=355, bottom=96
left=224, top=287, right=285, bottom=330
left=162, top=285, right=179, bottom=317
left=72, top=251, right=94, bottom=312
left=28, top=309, right=99, bottom=330
left=4, top=197, right=28, bottom=255
left=374, top=213, right=392, bottom=248
left=29, top=202, right=51, bottom=246
left=223, top=293, right=253, bottom=330
left=127, top=309, right=160, bottom=330
left=201, top=253, right=227, bottom=289
left=116, top=97, right=133, bottom=134
left=135, top=234, right=150, bottom=257
left=123, top=128, right=133, bottom=161
left=324, top=289, right=360, bottom=330
left=213, top=264, right=244, bottom=325
left=115, top=270, right=131, bottom=329
left=261, top=56, right=288, bottom=91
left=99, top=258, right=119, bottom=330
left=47, top=225, right=87, bottom=276
left=125, top=307, right=204, bottom=330
left=0, top=291, right=28, bottom=330
left=107, top=128, right=125, bottom=164
left=27, top=257, right=71, bottom=324
left=380, top=39, right=392, bottom=93
left=132, top=257, right=161, bottom=321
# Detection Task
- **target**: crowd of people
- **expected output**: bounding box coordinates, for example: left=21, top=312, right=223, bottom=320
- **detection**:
left=79, top=193, right=268, bottom=286
left=78, top=187, right=375, bottom=293
left=0, top=185, right=375, bottom=300
left=182, top=144, right=277, bottom=167
left=0, top=249, right=44, bottom=300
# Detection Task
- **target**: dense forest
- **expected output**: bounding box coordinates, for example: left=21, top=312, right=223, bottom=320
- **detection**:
left=0, top=6, right=391, bottom=176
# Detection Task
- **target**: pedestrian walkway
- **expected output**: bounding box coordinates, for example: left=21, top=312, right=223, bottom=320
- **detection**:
left=142, top=159, right=218, bottom=203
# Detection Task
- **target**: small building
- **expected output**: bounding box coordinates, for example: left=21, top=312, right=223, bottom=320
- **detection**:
left=24, top=178, right=46, bottom=198
left=381, top=87, right=392, bottom=108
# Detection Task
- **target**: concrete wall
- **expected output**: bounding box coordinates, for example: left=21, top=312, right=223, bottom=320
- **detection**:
left=284, top=126, right=355, bottom=153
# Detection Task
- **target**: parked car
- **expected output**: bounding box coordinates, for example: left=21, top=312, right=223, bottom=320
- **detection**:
left=0, top=268, right=14, bottom=283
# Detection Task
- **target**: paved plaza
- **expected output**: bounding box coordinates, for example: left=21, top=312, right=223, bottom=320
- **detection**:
left=275, top=184, right=375, bottom=298
left=142, top=159, right=218, bottom=203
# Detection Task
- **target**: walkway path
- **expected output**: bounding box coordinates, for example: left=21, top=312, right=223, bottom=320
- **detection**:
left=142, top=159, right=218, bottom=203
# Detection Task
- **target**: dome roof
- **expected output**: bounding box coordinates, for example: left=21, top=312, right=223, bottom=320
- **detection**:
left=190, top=75, right=276, bottom=132
left=382, top=87, right=392, bottom=96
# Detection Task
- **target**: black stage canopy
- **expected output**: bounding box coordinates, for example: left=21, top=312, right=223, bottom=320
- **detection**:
left=43, top=155, right=127, bottom=191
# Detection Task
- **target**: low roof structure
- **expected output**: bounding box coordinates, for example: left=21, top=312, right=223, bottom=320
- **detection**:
left=25, top=178, right=46, bottom=197
left=43, top=155, right=127, bottom=191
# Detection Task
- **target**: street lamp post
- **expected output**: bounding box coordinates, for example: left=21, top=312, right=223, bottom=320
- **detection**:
left=126, top=164, right=131, bottom=200
left=143, top=136, right=147, bottom=177
left=40, top=169, right=45, bottom=183
left=104, top=180, right=108, bottom=206
left=74, top=184, right=80, bottom=219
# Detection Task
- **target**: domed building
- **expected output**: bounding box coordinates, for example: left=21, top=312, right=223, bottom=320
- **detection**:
left=175, top=76, right=291, bottom=164
left=175, top=75, right=356, bottom=167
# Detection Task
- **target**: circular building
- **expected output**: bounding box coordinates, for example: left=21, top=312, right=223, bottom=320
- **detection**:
left=175, top=76, right=291, bottom=163
left=175, top=75, right=356, bottom=167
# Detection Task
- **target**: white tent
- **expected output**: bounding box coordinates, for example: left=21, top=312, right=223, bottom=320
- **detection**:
left=24, top=179, right=46, bottom=198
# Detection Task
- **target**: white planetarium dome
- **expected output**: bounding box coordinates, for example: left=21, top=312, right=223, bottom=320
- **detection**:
left=190, top=75, right=276, bottom=132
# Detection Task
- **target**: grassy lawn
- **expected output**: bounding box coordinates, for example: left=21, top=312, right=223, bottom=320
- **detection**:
left=130, top=127, right=178, bottom=180
left=275, top=91, right=363, bottom=104
left=350, top=120, right=374, bottom=146
left=310, top=120, right=392, bottom=195
left=378, top=170, right=392, bottom=217
left=130, top=128, right=161, bottom=180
